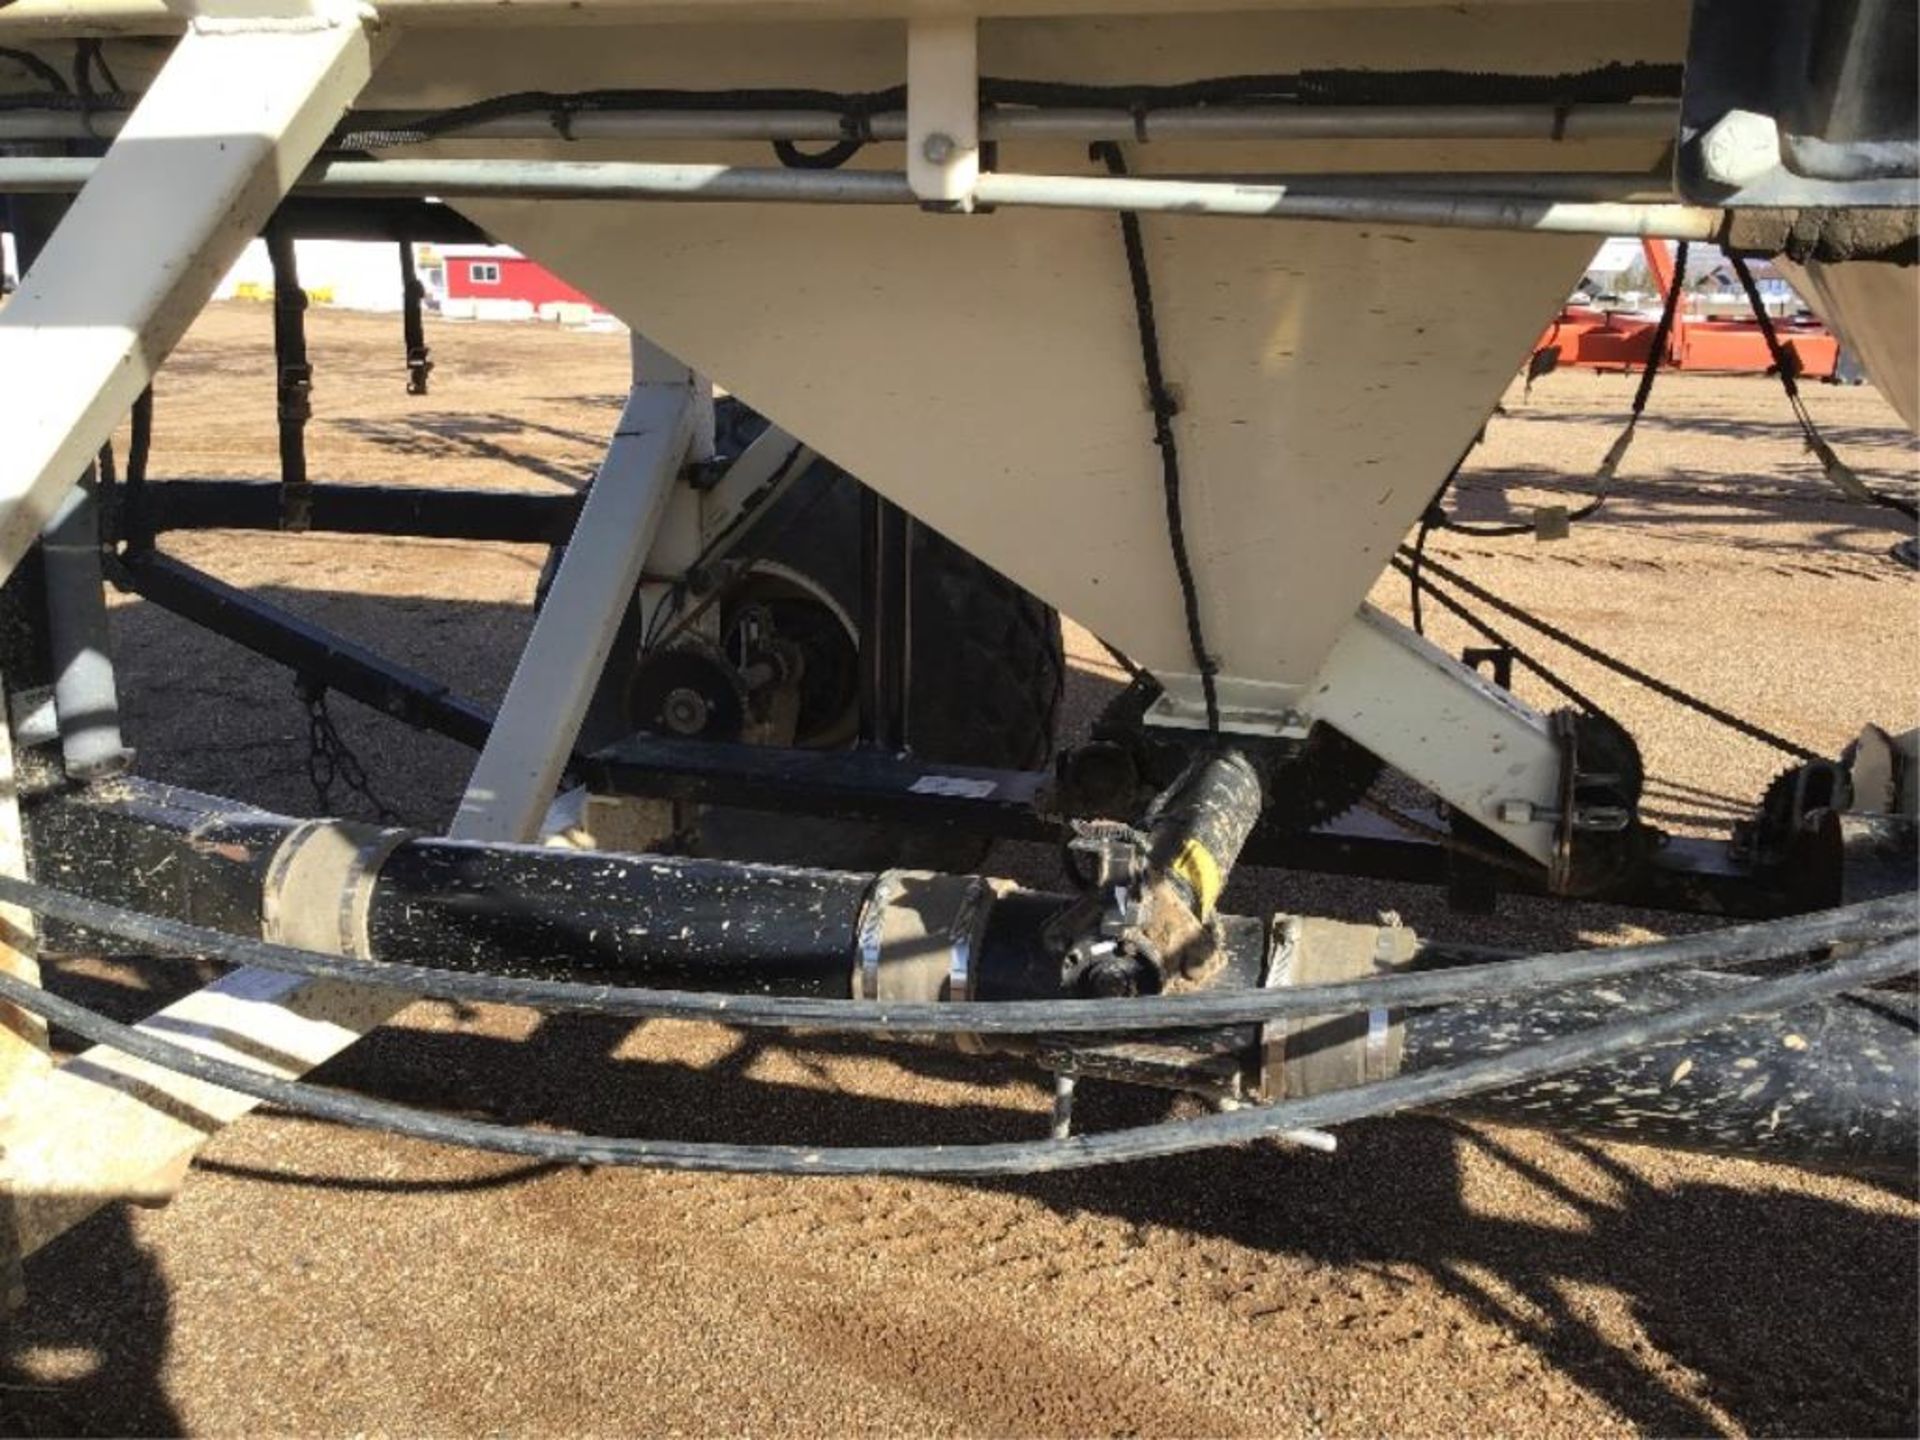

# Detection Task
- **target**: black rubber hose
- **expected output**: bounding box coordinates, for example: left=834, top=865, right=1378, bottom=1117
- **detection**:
left=0, top=872, right=1909, bottom=1036
left=1410, top=967, right=1918, bottom=1175
left=0, top=937, right=1906, bottom=1176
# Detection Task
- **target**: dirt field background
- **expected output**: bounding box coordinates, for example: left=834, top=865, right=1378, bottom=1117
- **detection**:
left=1, top=304, right=1915, bottom=1437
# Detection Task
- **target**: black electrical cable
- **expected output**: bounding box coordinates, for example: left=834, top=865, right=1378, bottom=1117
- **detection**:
left=1407, top=438, right=1483, bottom=633
left=326, top=64, right=1684, bottom=151
left=1389, top=553, right=1613, bottom=716
left=1730, top=251, right=1918, bottom=524
left=1629, top=240, right=1690, bottom=415
left=1095, top=635, right=1147, bottom=683
left=78, top=39, right=121, bottom=98
left=1093, top=141, right=1219, bottom=732
left=0, top=934, right=1904, bottom=1176
left=1408, top=511, right=1435, bottom=635
left=771, top=136, right=866, bottom=170
left=1422, top=240, right=1692, bottom=552
left=0, top=871, right=1908, bottom=1037
left=1400, top=549, right=1823, bottom=762
left=0, top=45, right=70, bottom=94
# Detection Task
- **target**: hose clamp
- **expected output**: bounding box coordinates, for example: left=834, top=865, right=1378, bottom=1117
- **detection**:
left=1259, top=912, right=1417, bottom=1102
left=852, top=869, right=999, bottom=1051
left=262, top=818, right=413, bottom=959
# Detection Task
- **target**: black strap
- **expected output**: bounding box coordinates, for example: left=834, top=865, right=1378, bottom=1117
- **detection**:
left=266, top=229, right=313, bottom=532
left=398, top=241, right=433, bottom=396
left=1405, top=549, right=1821, bottom=762
left=1730, top=252, right=1917, bottom=522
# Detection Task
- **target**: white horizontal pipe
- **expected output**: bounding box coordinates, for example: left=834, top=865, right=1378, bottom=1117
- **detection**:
left=0, top=155, right=915, bottom=201
left=968, top=170, right=1722, bottom=238
left=0, top=98, right=1678, bottom=146
left=0, top=155, right=1718, bottom=238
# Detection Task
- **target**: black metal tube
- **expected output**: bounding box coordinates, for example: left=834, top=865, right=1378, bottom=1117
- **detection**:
left=367, top=841, right=875, bottom=996
left=20, top=776, right=1917, bottom=1175
left=108, top=549, right=497, bottom=751
left=132, top=478, right=580, bottom=544
left=855, top=489, right=910, bottom=752
left=1405, top=970, right=1919, bottom=1177
left=121, top=387, right=155, bottom=554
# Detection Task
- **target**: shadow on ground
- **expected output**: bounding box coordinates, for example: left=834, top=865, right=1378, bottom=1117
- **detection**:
left=6, top=1002, right=1914, bottom=1436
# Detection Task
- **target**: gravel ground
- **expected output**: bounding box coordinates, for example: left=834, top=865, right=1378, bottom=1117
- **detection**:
left=1, top=305, right=1915, bottom=1438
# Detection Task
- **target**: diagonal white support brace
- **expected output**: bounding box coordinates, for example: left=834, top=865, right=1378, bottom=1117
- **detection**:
left=453, top=342, right=697, bottom=841
left=0, top=10, right=381, bottom=584
left=1305, top=604, right=1561, bottom=865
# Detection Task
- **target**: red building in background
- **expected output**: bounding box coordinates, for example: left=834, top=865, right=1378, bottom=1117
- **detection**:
left=437, top=245, right=609, bottom=319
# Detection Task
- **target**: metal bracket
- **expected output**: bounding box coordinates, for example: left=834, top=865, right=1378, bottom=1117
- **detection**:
left=1305, top=605, right=1562, bottom=868
left=906, top=17, right=980, bottom=208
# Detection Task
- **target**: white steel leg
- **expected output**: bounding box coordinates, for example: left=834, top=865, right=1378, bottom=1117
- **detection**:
left=1306, top=604, right=1562, bottom=865
left=0, top=9, right=381, bottom=583
left=0, top=15, right=394, bottom=1263
left=451, top=335, right=696, bottom=841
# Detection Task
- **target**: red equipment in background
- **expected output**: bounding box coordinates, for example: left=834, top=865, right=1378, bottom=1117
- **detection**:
left=1535, top=240, right=1840, bottom=379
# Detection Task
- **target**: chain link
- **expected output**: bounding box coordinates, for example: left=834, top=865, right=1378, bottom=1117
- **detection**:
left=300, top=679, right=403, bottom=823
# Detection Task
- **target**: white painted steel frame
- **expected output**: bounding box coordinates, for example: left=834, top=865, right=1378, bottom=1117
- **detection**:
left=0, top=8, right=383, bottom=584
left=906, top=18, right=980, bottom=203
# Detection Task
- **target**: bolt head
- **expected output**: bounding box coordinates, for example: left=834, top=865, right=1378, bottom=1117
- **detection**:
left=920, top=131, right=957, bottom=165
left=1699, top=108, right=1781, bottom=188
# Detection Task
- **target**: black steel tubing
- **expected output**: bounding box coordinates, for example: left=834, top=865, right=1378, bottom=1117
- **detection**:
left=856, top=488, right=910, bottom=752
left=17, top=780, right=1916, bottom=1034
left=368, top=841, right=874, bottom=996
left=109, top=549, right=497, bottom=751
left=133, top=479, right=581, bottom=544
left=15, top=776, right=1916, bottom=1175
